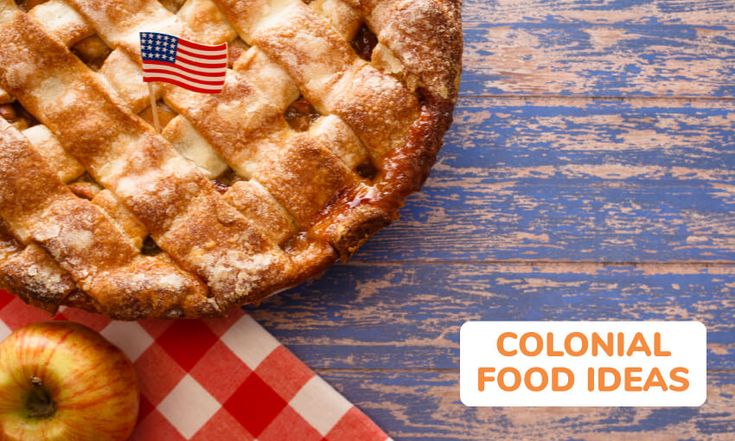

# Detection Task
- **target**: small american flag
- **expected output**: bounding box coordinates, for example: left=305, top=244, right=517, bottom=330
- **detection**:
left=139, top=32, right=227, bottom=94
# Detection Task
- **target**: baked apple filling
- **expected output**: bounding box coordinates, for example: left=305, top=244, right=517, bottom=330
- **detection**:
left=285, top=97, right=320, bottom=132
left=0, top=101, right=37, bottom=131
left=351, top=23, right=378, bottom=61
left=140, top=236, right=163, bottom=256
left=212, top=168, right=242, bottom=194
left=13, top=0, right=46, bottom=12
left=72, top=35, right=112, bottom=71
left=139, top=101, right=177, bottom=129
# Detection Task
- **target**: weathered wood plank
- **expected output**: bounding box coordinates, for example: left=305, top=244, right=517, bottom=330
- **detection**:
left=318, top=368, right=735, bottom=440
left=462, top=22, right=735, bottom=97
left=446, top=97, right=735, bottom=182
left=249, top=263, right=735, bottom=370
left=352, top=97, right=735, bottom=262
left=464, top=0, right=735, bottom=26
left=358, top=183, right=735, bottom=262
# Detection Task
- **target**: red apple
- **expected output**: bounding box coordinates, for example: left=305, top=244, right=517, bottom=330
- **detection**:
left=0, top=321, right=139, bottom=441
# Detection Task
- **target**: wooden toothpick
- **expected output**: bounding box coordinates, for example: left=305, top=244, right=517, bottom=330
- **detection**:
left=148, top=83, right=161, bottom=133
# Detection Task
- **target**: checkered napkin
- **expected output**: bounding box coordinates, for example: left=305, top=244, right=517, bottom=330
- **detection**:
left=0, top=290, right=389, bottom=441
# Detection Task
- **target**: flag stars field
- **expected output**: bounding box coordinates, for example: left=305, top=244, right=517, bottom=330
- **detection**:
left=139, top=32, right=228, bottom=94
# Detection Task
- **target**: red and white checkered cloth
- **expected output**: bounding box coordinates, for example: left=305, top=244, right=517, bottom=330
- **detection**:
left=0, top=289, right=390, bottom=441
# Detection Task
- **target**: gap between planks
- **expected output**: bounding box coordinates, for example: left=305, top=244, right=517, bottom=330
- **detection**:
left=346, top=260, right=735, bottom=268
left=460, top=2, right=735, bottom=26
left=458, top=94, right=735, bottom=102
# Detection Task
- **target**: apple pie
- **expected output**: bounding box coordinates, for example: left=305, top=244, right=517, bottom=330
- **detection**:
left=0, top=0, right=462, bottom=319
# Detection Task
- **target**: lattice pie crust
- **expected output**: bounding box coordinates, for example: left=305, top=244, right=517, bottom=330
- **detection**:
left=0, top=0, right=462, bottom=319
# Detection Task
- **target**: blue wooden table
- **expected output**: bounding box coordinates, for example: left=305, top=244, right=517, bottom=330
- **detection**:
left=249, top=1, right=735, bottom=439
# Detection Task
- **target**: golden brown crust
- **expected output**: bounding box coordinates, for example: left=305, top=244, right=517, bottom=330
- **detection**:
left=314, top=93, right=457, bottom=258
left=0, top=118, right=216, bottom=319
left=0, top=0, right=462, bottom=318
left=348, top=0, right=463, bottom=99
left=0, top=237, right=80, bottom=314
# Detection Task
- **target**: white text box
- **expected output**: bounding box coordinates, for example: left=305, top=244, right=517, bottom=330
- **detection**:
left=460, top=321, right=706, bottom=407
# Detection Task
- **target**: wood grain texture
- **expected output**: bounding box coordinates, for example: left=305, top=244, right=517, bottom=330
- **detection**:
left=355, top=98, right=735, bottom=263
left=462, top=22, right=735, bottom=97
left=251, top=1, right=735, bottom=439
left=463, top=0, right=735, bottom=26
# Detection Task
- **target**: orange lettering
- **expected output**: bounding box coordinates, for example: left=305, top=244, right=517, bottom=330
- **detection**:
left=478, top=367, right=495, bottom=391
left=624, top=367, right=643, bottom=391
left=553, top=368, right=574, bottom=391
left=546, top=333, right=563, bottom=356
left=626, top=333, right=651, bottom=356
left=564, top=332, right=588, bottom=356
left=525, top=367, right=548, bottom=391
left=643, top=367, right=668, bottom=391
left=498, top=368, right=522, bottom=391
left=497, top=332, right=517, bottom=356
left=653, top=332, right=671, bottom=356
left=669, top=367, right=689, bottom=391
left=598, top=367, right=621, bottom=391
left=520, top=333, right=542, bottom=356
left=591, top=332, right=614, bottom=356
left=587, top=367, right=595, bottom=391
